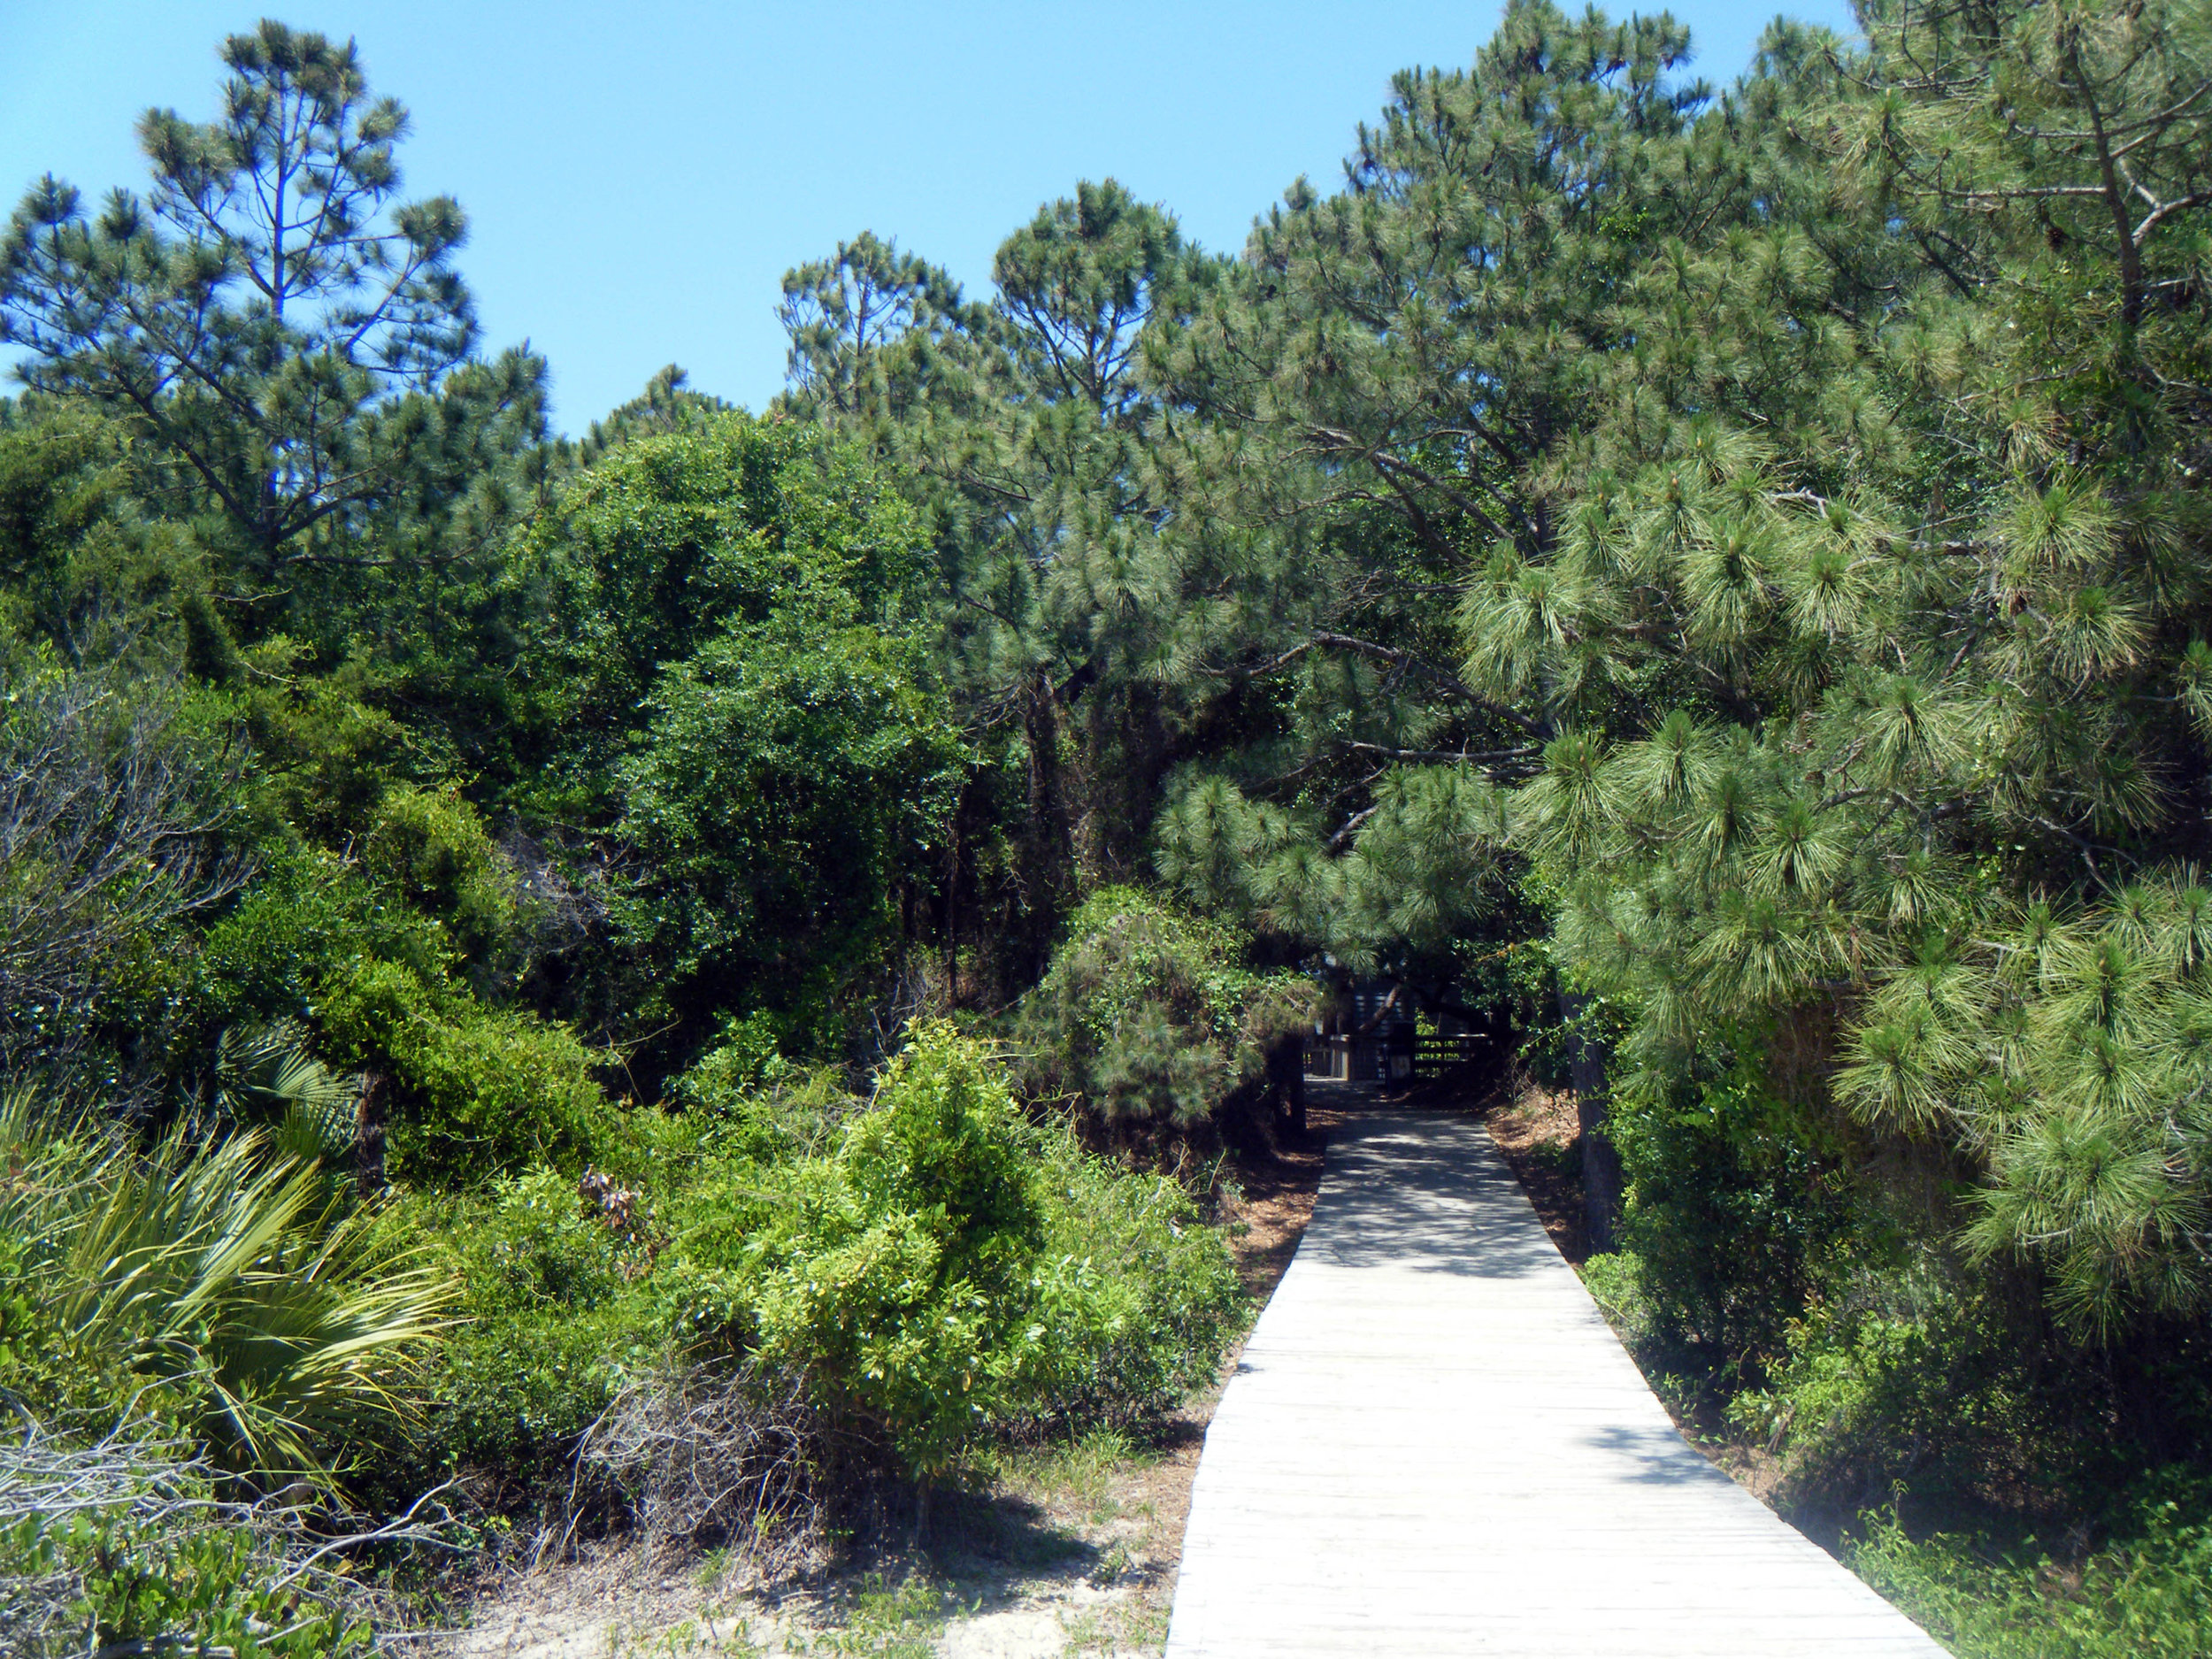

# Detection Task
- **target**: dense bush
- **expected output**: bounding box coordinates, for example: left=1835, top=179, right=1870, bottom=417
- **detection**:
left=1018, top=887, right=1316, bottom=1132
left=182, top=844, right=446, bottom=1035
left=227, top=659, right=419, bottom=846
left=1015, top=1119, right=1249, bottom=1428
left=1589, top=1057, right=1857, bottom=1395
left=407, top=1026, right=1243, bottom=1497
left=396, top=1166, right=667, bottom=1489
left=1852, top=1496, right=2212, bottom=1659
left=360, top=786, right=526, bottom=975
left=668, top=1025, right=1051, bottom=1476
left=1721, top=1259, right=2058, bottom=1519
left=703, top=1024, right=1241, bottom=1472
left=0, top=1094, right=449, bottom=1486
left=319, top=959, right=618, bottom=1185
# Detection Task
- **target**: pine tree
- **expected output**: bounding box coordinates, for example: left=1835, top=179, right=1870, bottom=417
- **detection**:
left=778, top=231, right=993, bottom=433
left=0, top=21, right=477, bottom=571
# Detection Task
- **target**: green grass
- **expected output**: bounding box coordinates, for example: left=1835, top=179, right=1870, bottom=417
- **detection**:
left=986, top=1425, right=1146, bottom=1526
left=809, top=1571, right=958, bottom=1658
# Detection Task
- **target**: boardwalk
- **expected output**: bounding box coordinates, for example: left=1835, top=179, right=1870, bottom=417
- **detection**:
left=1164, top=1109, right=1950, bottom=1658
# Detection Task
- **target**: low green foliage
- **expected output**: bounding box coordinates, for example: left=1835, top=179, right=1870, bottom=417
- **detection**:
left=1851, top=1500, right=2212, bottom=1659
left=987, top=1425, right=1141, bottom=1524
left=319, top=958, right=618, bottom=1185
left=1723, top=1261, right=2056, bottom=1515
left=3, top=1484, right=373, bottom=1659
left=701, top=1025, right=1051, bottom=1475
left=672, top=1010, right=797, bottom=1114
left=406, top=1027, right=1241, bottom=1493
left=1595, top=1060, right=1855, bottom=1394
left=0, top=1095, right=449, bottom=1486
left=392, top=1166, right=668, bottom=1485
left=361, top=786, right=526, bottom=973
left=663, top=1024, right=1243, bottom=1475
left=811, top=1570, right=951, bottom=1658
left=1016, top=1123, right=1245, bottom=1428
left=228, top=658, right=421, bottom=845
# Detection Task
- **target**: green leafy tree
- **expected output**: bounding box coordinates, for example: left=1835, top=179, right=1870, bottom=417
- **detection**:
left=616, top=622, right=964, bottom=1052
left=1133, top=2, right=1727, bottom=1226
left=506, top=411, right=964, bottom=1064
left=807, top=182, right=1285, bottom=983
left=1016, top=886, right=1317, bottom=1133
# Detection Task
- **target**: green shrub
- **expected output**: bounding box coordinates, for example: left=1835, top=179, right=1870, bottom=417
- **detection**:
left=361, top=786, right=522, bottom=970
left=186, top=843, right=446, bottom=1036
left=1578, top=1249, right=1656, bottom=1348
left=2, top=1475, right=372, bottom=1659
left=1851, top=1500, right=2212, bottom=1659
left=671, top=1010, right=796, bottom=1113
left=392, top=1170, right=666, bottom=1486
left=418, top=1029, right=1240, bottom=1491
left=1600, top=1061, right=1854, bottom=1393
left=1018, top=887, right=1317, bottom=1130
left=668, top=1024, right=1050, bottom=1476
left=681, top=1025, right=1242, bottom=1473
left=1724, top=1260, right=2049, bottom=1513
left=403, top=1029, right=1242, bottom=1503
left=319, top=959, right=618, bottom=1185
left=1013, top=1125, right=1244, bottom=1430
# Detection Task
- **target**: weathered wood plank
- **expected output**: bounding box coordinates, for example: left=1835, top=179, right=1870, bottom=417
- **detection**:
left=1164, top=1110, right=1951, bottom=1658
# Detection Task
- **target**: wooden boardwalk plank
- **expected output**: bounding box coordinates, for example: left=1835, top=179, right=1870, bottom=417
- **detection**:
left=1164, top=1110, right=1951, bottom=1657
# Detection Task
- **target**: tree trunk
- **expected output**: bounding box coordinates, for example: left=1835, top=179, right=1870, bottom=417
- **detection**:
left=1558, top=988, right=1622, bottom=1252
left=355, top=1071, right=388, bottom=1195
left=1268, top=1036, right=1308, bottom=1136
left=941, top=781, right=963, bottom=1004
left=1019, top=675, right=1076, bottom=982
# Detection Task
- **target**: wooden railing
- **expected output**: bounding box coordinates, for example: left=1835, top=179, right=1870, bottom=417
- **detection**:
left=1303, top=1031, right=1490, bottom=1083
left=1411, top=1033, right=1487, bottom=1077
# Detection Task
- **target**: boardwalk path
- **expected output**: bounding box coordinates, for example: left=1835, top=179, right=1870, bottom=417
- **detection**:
left=1164, top=1109, right=1949, bottom=1657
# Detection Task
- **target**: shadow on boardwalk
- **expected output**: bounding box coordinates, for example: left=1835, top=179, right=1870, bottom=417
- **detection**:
left=1302, top=1112, right=1555, bottom=1279
left=1165, top=1104, right=1953, bottom=1659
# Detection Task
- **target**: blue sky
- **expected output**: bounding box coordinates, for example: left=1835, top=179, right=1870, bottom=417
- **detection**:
left=1, top=1, right=1855, bottom=432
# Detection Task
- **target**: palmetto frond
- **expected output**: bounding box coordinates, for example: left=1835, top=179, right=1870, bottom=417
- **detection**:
left=0, top=1094, right=451, bottom=1486
left=215, top=1019, right=362, bottom=1163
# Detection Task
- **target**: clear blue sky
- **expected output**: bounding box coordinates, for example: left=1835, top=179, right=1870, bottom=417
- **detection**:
left=1, top=1, right=1855, bottom=432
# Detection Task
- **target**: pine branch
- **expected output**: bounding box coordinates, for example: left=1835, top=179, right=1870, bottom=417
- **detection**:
left=1249, top=634, right=1546, bottom=737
